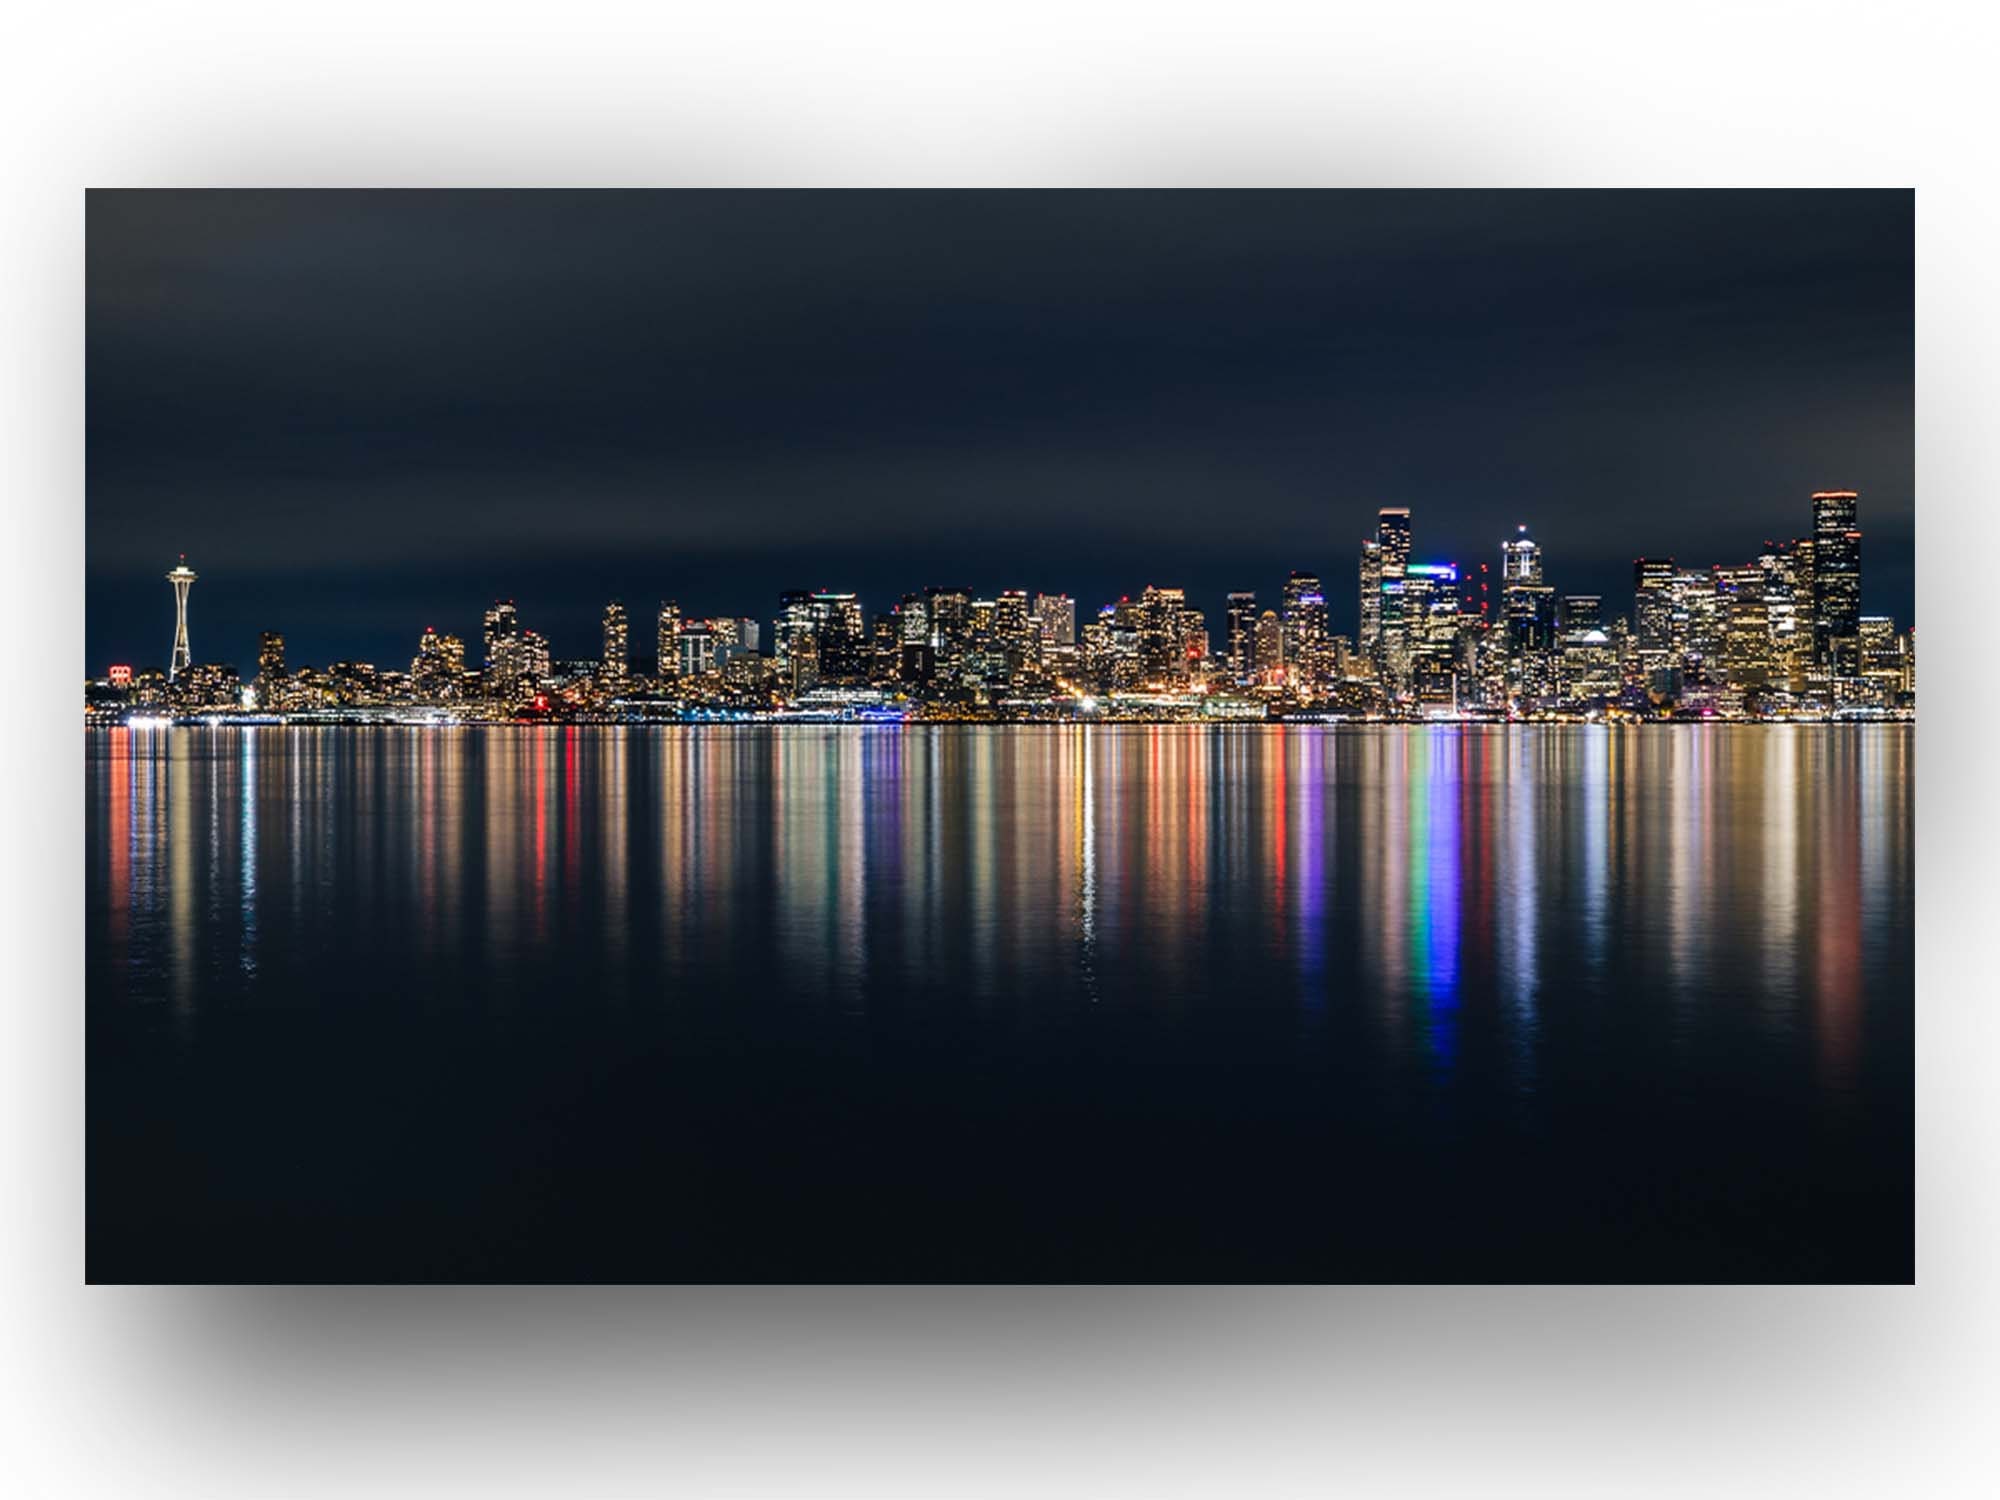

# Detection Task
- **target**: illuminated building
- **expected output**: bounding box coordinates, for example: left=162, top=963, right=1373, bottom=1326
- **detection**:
left=1224, top=592, right=1258, bottom=682
left=1560, top=594, right=1602, bottom=632
left=1137, top=585, right=1191, bottom=684
left=1812, top=490, right=1862, bottom=676
left=1032, top=593, right=1076, bottom=652
left=1558, top=628, right=1620, bottom=707
left=1633, top=558, right=1676, bottom=679
left=1858, top=616, right=1906, bottom=706
left=1367, top=508, right=1412, bottom=679
left=173, top=660, right=239, bottom=709
left=108, top=664, right=132, bottom=688
left=657, top=600, right=683, bottom=678
left=1358, top=540, right=1382, bottom=656
left=1758, top=540, right=1813, bottom=694
left=411, top=627, right=464, bottom=702
left=1500, top=526, right=1557, bottom=704
left=256, top=631, right=287, bottom=709
left=1253, top=610, right=1285, bottom=679
left=995, top=589, right=1039, bottom=681
left=1403, top=563, right=1462, bottom=708
left=602, top=600, right=629, bottom=682
left=1281, top=572, right=1331, bottom=689
left=924, top=586, right=973, bottom=682
left=677, top=621, right=719, bottom=677
left=808, top=592, right=867, bottom=682
left=1719, top=564, right=1771, bottom=696
left=165, top=556, right=197, bottom=681
left=483, top=600, right=525, bottom=701
left=521, top=630, right=551, bottom=687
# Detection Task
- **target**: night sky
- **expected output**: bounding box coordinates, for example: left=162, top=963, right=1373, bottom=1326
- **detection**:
left=86, top=190, right=1913, bottom=675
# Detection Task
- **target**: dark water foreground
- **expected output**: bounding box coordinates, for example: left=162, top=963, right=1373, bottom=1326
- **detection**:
left=86, top=724, right=1912, bottom=1282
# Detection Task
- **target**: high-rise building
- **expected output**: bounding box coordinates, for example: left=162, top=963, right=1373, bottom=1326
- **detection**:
left=1224, top=591, right=1258, bottom=681
left=1370, top=509, right=1413, bottom=677
left=1282, top=572, right=1331, bottom=688
left=1633, top=558, right=1677, bottom=678
left=1358, top=540, right=1383, bottom=655
left=1253, top=610, right=1285, bottom=678
left=994, top=590, right=1039, bottom=682
left=411, top=627, right=465, bottom=703
left=1811, top=490, right=1862, bottom=676
left=602, top=601, right=629, bottom=682
left=256, top=631, right=286, bottom=708
left=1137, top=585, right=1191, bottom=683
left=1031, top=594, right=1076, bottom=652
left=657, top=601, right=683, bottom=678
left=1500, top=526, right=1556, bottom=704
left=482, top=600, right=525, bottom=700
left=1404, top=563, right=1462, bottom=708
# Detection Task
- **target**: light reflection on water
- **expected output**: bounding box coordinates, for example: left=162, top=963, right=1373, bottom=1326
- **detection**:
left=88, top=723, right=1911, bottom=1097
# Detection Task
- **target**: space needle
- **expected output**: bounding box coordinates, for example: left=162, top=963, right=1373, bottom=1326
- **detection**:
left=166, top=555, right=197, bottom=681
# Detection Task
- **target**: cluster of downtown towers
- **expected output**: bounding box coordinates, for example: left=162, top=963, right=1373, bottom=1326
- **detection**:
left=114, top=490, right=1913, bottom=722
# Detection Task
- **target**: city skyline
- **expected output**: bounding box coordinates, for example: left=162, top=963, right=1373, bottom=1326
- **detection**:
left=86, top=191, right=1914, bottom=672
left=90, top=487, right=1912, bottom=724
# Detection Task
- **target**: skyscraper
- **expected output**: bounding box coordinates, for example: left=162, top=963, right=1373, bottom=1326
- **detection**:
left=1031, top=594, right=1076, bottom=652
left=657, top=600, right=683, bottom=678
left=256, top=631, right=286, bottom=706
left=601, top=600, right=629, bottom=683
left=1811, top=490, right=1861, bottom=676
left=1224, top=591, right=1258, bottom=681
left=1282, top=572, right=1331, bottom=688
left=483, top=599, right=523, bottom=700
left=1633, top=557, right=1676, bottom=676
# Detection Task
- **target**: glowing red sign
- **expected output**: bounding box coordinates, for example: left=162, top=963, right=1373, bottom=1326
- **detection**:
left=108, top=664, right=132, bottom=686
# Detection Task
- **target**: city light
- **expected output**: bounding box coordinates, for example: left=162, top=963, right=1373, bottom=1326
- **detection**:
left=87, top=493, right=1913, bottom=729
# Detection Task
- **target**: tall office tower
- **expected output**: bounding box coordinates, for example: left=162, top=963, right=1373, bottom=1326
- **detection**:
left=1500, top=526, right=1556, bottom=703
left=1179, top=605, right=1209, bottom=677
left=1282, top=571, right=1331, bottom=687
left=1501, top=524, right=1542, bottom=584
left=482, top=599, right=524, bottom=699
left=1403, top=563, right=1461, bottom=707
left=895, top=593, right=934, bottom=682
left=808, top=591, right=867, bottom=681
left=601, top=600, right=629, bottom=682
left=411, top=627, right=465, bottom=703
left=1224, top=592, right=1258, bottom=680
left=520, top=629, right=551, bottom=687
left=924, top=586, right=974, bottom=681
left=165, top=556, right=198, bottom=681
left=1136, top=585, right=1190, bottom=683
left=1372, top=507, right=1413, bottom=667
left=773, top=590, right=816, bottom=678
left=868, top=613, right=902, bottom=684
left=1758, top=540, right=1813, bottom=693
left=1811, top=490, right=1862, bottom=675
left=1031, top=593, right=1076, bottom=652
left=1632, top=558, right=1677, bottom=677
left=1858, top=616, right=1903, bottom=703
left=656, top=600, right=683, bottom=678
left=1253, top=610, right=1285, bottom=677
left=1719, top=563, right=1772, bottom=694
left=1358, top=540, right=1383, bottom=653
left=256, top=631, right=286, bottom=708
left=676, top=621, right=718, bottom=677
left=994, top=589, right=1038, bottom=681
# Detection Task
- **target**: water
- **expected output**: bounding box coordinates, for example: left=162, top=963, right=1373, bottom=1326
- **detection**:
left=86, top=724, right=1913, bottom=1282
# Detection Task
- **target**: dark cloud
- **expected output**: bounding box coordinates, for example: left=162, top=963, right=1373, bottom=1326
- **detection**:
left=87, top=190, right=1912, bottom=671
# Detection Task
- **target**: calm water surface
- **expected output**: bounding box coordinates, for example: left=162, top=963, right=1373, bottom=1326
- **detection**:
left=86, top=724, right=1913, bottom=1281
